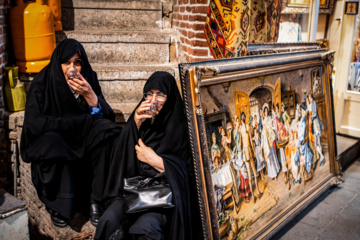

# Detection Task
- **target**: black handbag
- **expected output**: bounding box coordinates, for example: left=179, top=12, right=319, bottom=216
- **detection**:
left=123, top=172, right=174, bottom=213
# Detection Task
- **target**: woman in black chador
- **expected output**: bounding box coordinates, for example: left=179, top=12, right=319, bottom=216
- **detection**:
left=20, top=39, right=120, bottom=228
left=95, top=72, right=194, bottom=240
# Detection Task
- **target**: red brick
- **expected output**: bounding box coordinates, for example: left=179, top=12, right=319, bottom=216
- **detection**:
left=192, top=6, right=209, bottom=13
left=189, top=14, right=207, bottom=22
left=173, top=21, right=179, bottom=27
left=191, top=39, right=208, bottom=47
left=183, top=14, right=189, bottom=20
left=180, top=29, right=188, bottom=37
left=187, top=47, right=209, bottom=56
left=180, top=6, right=186, bottom=12
left=193, top=0, right=209, bottom=3
left=187, top=31, right=206, bottom=39
left=182, top=22, right=205, bottom=31
left=186, top=6, right=192, bottom=12
left=187, top=55, right=213, bottom=62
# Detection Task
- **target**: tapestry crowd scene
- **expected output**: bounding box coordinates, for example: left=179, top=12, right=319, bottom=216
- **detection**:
left=0, top=0, right=358, bottom=239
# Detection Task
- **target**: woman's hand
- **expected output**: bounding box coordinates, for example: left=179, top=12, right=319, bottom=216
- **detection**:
left=134, top=100, right=153, bottom=130
left=68, top=73, right=98, bottom=107
left=135, top=138, right=164, bottom=172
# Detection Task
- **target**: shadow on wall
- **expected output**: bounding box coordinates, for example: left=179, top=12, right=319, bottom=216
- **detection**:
left=61, top=0, right=75, bottom=31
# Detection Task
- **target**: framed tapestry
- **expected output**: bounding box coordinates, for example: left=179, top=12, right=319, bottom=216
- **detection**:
left=179, top=49, right=341, bottom=239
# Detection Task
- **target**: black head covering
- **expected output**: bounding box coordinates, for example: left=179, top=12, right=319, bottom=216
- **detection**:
left=138, top=72, right=190, bottom=161
left=21, top=38, right=115, bottom=163
left=103, top=72, right=193, bottom=240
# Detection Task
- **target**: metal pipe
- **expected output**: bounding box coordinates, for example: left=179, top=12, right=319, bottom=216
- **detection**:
left=12, top=140, right=17, bottom=198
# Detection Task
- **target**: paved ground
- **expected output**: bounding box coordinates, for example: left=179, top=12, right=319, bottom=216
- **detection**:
left=271, top=136, right=360, bottom=240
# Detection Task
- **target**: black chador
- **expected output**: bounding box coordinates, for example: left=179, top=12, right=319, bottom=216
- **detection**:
left=95, top=72, right=195, bottom=240
left=20, top=39, right=121, bottom=222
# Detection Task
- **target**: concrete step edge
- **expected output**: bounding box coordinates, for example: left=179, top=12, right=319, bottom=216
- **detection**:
left=93, top=64, right=178, bottom=80
left=62, top=0, right=162, bottom=10
left=56, top=30, right=171, bottom=44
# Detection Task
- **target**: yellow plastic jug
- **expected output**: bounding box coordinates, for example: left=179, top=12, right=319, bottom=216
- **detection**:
left=47, top=0, right=63, bottom=31
left=5, top=66, right=26, bottom=112
left=10, top=0, right=56, bottom=73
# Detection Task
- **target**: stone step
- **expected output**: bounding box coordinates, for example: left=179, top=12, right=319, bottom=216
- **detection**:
left=94, top=64, right=177, bottom=104
left=62, top=0, right=162, bottom=10
left=61, top=0, right=162, bottom=31
left=111, top=102, right=139, bottom=124
left=57, top=30, right=171, bottom=64
left=56, top=30, right=171, bottom=44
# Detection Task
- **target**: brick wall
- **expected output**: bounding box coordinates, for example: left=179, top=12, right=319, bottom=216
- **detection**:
left=173, top=0, right=213, bottom=62
left=0, top=0, right=13, bottom=193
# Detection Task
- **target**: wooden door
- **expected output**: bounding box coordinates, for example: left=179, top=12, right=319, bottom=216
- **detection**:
left=235, top=91, right=250, bottom=123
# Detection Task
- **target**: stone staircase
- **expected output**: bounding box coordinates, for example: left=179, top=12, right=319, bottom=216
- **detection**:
left=24, top=0, right=178, bottom=124
left=59, top=0, right=178, bottom=124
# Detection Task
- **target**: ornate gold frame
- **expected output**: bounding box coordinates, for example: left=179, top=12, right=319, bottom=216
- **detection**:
left=179, top=49, right=341, bottom=239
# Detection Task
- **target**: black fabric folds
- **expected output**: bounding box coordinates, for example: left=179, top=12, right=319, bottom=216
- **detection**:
left=100, top=72, right=193, bottom=240
left=20, top=39, right=121, bottom=219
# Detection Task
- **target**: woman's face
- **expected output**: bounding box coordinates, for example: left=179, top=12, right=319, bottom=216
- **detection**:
left=212, top=135, right=216, bottom=144
left=144, top=89, right=167, bottom=113
left=61, top=52, right=82, bottom=83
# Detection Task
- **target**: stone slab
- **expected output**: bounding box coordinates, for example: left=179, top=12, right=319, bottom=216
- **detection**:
left=100, top=80, right=146, bottom=104
left=322, top=187, right=357, bottom=208
left=0, top=210, right=29, bottom=240
left=293, top=188, right=352, bottom=230
left=82, top=42, right=169, bottom=64
left=92, top=64, right=177, bottom=80
left=276, top=221, right=322, bottom=240
left=111, top=102, right=139, bottom=123
left=341, top=176, right=360, bottom=192
left=56, top=30, right=171, bottom=44
left=97, top=65, right=177, bottom=103
left=318, top=203, right=360, bottom=240
left=343, top=161, right=360, bottom=180
left=8, top=111, right=24, bottom=130
left=0, top=189, right=26, bottom=216
left=62, top=8, right=162, bottom=31
left=62, top=0, right=162, bottom=10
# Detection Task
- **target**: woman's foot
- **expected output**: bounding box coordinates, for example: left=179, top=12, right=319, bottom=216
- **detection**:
left=48, top=209, right=69, bottom=228
left=90, top=203, right=104, bottom=227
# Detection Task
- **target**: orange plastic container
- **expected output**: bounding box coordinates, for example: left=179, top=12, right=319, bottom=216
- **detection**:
left=10, top=0, right=56, bottom=73
left=47, top=0, right=62, bottom=31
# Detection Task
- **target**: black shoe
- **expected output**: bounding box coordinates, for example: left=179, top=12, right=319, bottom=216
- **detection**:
left=90, top=203, right=103, bottom=227
left=49, top=209, right=69, bottom=228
